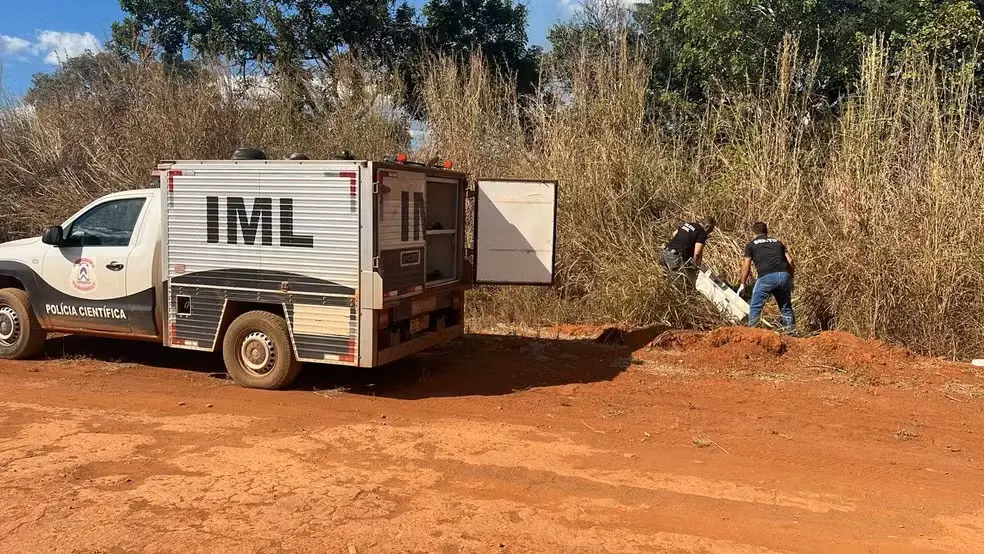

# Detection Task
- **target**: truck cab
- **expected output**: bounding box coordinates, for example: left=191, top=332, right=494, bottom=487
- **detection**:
left=0, top=188, right=164, bottom=354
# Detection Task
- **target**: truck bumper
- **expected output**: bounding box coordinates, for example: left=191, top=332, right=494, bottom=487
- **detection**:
left=374, top=324, right=463, bottom=366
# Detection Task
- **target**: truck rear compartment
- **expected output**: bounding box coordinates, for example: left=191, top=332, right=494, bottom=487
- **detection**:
left=424, top=177, right=460, bottom=286
left=374, top=173, right=464, bottom=363
left=376, top=167, right=464, bottom=300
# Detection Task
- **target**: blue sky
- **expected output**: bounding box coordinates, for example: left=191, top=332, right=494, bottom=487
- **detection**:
left=0, top=0, right=572, bottom=98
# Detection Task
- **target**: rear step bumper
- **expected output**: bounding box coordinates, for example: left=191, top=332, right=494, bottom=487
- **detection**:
left=374, top=324, right=464, bottom=366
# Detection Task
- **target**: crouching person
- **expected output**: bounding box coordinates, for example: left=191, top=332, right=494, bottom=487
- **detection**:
left=661, top=217, right=716, bottom=275
left=737, top=222, right=795, bottom=334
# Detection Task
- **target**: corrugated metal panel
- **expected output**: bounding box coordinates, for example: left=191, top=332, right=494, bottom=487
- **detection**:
left=165, top=162, right=361, bottom=361
left=379, top=248, right=426, bottom=297
left=695, top=268, right=750, bottom=323
left=377, top=169, right=426, bottom=250
left=376, top=169, right=426, bottom=297
left=167, top=164, right=360, bottom=291
left=169, top=286, right=225, bottom=349
left=284, top=301, right=357, bottom=364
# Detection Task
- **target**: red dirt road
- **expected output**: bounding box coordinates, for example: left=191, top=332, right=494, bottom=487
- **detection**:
left=1, top=329, right=984, bottom=553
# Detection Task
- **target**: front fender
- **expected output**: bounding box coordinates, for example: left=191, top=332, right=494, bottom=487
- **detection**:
left=0, top=261, right=48, bottom=327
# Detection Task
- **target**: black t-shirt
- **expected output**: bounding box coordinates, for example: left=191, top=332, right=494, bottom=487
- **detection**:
left=744, top=235, right=791, bottom=277
left=665, top=222, right=708, bottom=260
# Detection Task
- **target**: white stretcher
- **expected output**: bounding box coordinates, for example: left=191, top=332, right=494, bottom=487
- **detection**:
left=692, top=265, right=750, bottom=323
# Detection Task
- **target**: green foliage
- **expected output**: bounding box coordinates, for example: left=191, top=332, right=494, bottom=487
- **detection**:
left=422, top=0, right=540, bottom=88
left=111, top=0, right=411, bottom=69
left=103, top=0, right=540, bottom=116
left=900, top=0, right=984, bottom=72
left=546, top=0, right=984, bottom=106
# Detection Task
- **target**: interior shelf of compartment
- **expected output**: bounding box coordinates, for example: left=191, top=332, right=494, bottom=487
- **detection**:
left=425, top=179, right=460, bottom=284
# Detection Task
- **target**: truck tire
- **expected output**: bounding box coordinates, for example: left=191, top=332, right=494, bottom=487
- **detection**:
left=0, top=288, right=46, bottom=360
left=222, top=310, right=301, bottom=390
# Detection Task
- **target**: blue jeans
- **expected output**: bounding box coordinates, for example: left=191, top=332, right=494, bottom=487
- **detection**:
left=748, top=272, right=795, bottom=332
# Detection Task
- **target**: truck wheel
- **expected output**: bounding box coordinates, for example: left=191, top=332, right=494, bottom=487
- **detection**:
left=0, top=288, right=46, bottom=360
left=222, top=311, right=301, bottom=390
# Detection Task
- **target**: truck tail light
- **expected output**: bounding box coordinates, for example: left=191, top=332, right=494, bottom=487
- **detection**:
left=395, top=152, right=408, bottom=163
left=442, top=160, right=453, bottom=169
left=378, top=309, right=390, bottom=327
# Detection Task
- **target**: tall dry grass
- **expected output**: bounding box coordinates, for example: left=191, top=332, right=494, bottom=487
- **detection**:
left=420, top=38, right=984, bottom=357
left=2, top=38, right=984, bottom=357
left=0, top=55, right=409, bottom=240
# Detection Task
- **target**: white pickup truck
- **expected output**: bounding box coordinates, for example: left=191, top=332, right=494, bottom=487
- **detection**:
left=0, top=151, right=558, bottom=389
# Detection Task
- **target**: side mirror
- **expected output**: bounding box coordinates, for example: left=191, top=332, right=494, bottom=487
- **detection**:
left=41, top=226, right=63, bottom=246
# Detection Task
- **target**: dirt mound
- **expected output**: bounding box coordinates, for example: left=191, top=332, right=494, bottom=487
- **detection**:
left=540, top=324, right=609, bottom=339
left=596, top=326, right=671, bottom=350
left=639, top=327, right=965, bottom=385
left=802, top=331, right=915, bottom=377
left=650, top=327, right=787, bottom=361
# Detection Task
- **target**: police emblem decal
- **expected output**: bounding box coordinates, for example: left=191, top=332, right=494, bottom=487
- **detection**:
left=70, top=258, right=96, bottom=292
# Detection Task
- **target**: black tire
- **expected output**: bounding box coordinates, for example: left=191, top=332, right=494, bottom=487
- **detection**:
left=0, top=288, right=46, bottom=360
left=222, top=310, right=301, bottom=390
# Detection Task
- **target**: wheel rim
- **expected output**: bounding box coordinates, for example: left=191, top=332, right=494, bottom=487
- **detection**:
left=0, top=306, right=21, bottom=348
left=240, top=332, right=275, bottom=376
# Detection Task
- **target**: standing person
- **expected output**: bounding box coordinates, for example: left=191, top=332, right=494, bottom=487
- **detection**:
left=661, top=217, right=716, bottom=273
left=738, top=222, right=795, bottom=334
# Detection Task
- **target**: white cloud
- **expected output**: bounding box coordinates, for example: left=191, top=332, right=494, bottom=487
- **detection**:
left=34, top=31, right=101, bottom=65
left=0, top=35, right=31, bottom=56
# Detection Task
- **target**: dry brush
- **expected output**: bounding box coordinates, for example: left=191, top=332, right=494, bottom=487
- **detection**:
left=2, top=39, right=983, bottom=358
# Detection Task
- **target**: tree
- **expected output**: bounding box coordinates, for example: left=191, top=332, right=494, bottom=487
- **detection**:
left=546, top=0, right=639, bottom=66
left=111, top=0, right=418, bottom=74
left=899, top=0, right=984, bottom=73
left=111, top=0, right=194, bottom=65
left=25, top=52, right=124, bottom=106
left=632, top=0, right=825, bottom=103
left=421, top=0, right=541, bottom=96
left=107, top=0, right=542, bottom=116
left=623, top=0, right=984, bottom=105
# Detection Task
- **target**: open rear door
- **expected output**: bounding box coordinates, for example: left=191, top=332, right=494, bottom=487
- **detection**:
left=474, top=179, right=557, bottom=285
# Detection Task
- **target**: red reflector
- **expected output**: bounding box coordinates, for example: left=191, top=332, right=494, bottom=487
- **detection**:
left=395, top=152, right=408, bottom=163
left=442, top=160, right=453, bottom=169
left=167, top=170, right=183, bottom=193
left=340, top=171, right=357, bottom=196
left=168, top=322, right=182, bottom=345
left=340, top=337, right=356, bottom=363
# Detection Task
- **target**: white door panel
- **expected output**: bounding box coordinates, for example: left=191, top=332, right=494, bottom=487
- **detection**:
left=40, top=197, right=147, bottom=332
left=475, top=179, right=557, bottom=285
